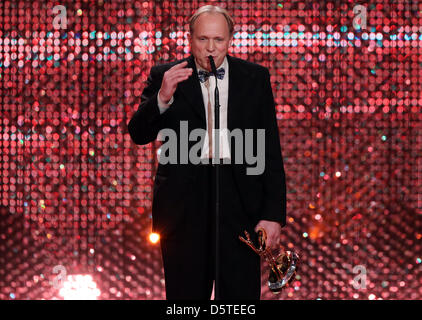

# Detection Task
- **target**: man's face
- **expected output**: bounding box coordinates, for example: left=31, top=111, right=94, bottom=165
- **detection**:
left=189, top=12, right=232, bottom=71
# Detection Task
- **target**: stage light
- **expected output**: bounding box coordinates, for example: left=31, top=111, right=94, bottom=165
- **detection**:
left=149, top=233, right=160, bottom=244
left=58, top=275, right=101, bottom=300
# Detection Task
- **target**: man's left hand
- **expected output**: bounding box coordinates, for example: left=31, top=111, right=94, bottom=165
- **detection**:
left=254, top=220, right=282, bottom=249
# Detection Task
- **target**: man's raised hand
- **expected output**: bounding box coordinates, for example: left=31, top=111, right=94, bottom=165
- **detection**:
left=159, top=61, right=193, bottom=103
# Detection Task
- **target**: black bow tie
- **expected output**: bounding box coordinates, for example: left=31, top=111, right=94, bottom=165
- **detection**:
left=198, top=68, right=225, bottom=83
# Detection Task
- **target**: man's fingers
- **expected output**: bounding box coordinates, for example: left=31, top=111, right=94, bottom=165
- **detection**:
left=169, top=60, right=189, bottom=71
left=171, top=61, right=188, bottom=69
left=168, top=74, right=191, bottom=86
left=266, top=233, right=280, bottom=249
left=167, top=69, right=193, bottom=79
left=254, top=220, right=282, bottom=249
left=169, top=67, right=192, bottom=74
left=165, top=70, right=193, bottom=85
left=167, top=70, right=193, bottom=84
left=165, top=77, right=190, bottom=94
left=160, top=62, right=192, bottom=101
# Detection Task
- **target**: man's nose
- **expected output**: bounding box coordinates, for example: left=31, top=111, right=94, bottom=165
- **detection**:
left=206, top=40, right=215, bottom=52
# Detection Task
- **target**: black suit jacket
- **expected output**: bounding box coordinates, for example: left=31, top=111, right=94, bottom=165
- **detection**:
left=128, top=55, right=286, bottom=237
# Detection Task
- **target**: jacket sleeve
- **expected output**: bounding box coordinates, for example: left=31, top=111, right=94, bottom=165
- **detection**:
left=260, top=68, right=287, bottom=227
left=128, top=66, right=164, bottom=145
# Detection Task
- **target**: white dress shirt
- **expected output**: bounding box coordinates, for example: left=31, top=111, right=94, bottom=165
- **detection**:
left=157, top=57, right=231, bottom=161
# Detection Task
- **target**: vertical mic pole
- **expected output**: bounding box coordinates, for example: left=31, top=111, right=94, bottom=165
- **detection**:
left=208, top=56, right=220, bottom=300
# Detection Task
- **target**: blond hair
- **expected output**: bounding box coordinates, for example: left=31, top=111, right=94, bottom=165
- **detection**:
left=189, top=5, right=234, bottom=36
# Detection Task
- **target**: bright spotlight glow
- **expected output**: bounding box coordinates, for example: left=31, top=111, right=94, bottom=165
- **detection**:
left=149, top=232, right=160, bottom=244
left=58, top=274, right=101, bottom=300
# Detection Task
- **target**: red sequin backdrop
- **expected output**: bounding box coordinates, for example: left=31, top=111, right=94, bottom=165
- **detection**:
left=0, top=0, right=421, bottom=300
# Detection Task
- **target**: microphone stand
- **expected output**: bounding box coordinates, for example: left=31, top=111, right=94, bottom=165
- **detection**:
left=208, top=56, right=221, bottom=300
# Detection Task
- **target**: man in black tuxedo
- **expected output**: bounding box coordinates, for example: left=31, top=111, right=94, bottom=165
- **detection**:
left=128, top=5, right=286, bottom=300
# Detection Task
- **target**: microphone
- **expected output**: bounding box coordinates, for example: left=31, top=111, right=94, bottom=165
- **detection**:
left=208, top=55, right=217, bottom=76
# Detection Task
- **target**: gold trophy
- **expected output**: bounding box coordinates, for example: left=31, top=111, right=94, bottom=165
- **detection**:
left=239, top=228, right=299, bottom=294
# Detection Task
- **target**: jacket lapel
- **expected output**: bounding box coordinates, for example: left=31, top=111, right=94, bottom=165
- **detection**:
left=177, top=55, right=206, bottom=126
left=227, top=55, right=250, bottom=131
